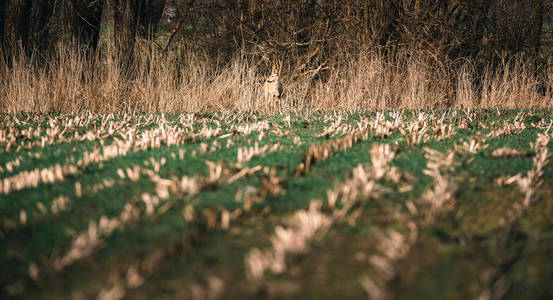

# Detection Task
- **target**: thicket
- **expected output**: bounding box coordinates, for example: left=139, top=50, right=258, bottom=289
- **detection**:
left=1, top=0, right=553, bottom=112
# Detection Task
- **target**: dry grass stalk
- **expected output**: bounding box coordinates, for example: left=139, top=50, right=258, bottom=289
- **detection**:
left=432, top=117, right=457, bottom=140
left=245, top=144, right=399, bottom=283
left=50, top=159, right=249, bottom=277
left=359, top=274, right=385, bottom=300
left=491, top=147, right=528, bottom=158
left=456, top=133, right=489, bottom=154
left=361, top=222, right=418, bottom=300
left=327, top=144, right=399, bottom=220
left=487, top=119, right=527, bottom=138
left=298, top=129, right=365, bottom=175
left=245, top=201, right=332, bottom=281
left=400, top=121, right=431, bottom=146
left=2, top=43, right=552, bottom=113
left=369, top=144, right=398, bottom=180
left=53, top=203, right=140, bottom=270
left=50, top=196, right=71, bottom=214
left=0, top=114, right=285, bottom=195
left=236, top=142, right=281, bottom=167
left=0, top=157, right=21, bottom=173
left=0, top=164, right=78, bottom=195
left=422, top=148, right=457, bottom=215
left=358, top=147, right=458, bottom=299
left=368, top=112, right=404, bottom=139
left=512, top=132, right=551, bottom=207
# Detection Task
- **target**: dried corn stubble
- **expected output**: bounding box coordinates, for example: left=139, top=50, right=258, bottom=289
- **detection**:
left=421, top=148, right=457, bottom=216
left=245, top=201, right=332, bottom=281
left=491, top=147, right=528, bottom=158
left=297, top=129, right=365, bottom=175
left=456, top=133, right=489, bottom=154
left=245, top=144, right=400, bottom=284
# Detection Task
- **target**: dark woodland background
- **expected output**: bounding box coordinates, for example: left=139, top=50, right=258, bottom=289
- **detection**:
left=2, top=1, right=553, bottom=69
left=2, top=1, right=553, bottom=112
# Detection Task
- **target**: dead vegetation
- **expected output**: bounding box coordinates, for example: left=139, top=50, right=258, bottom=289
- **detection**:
left=2, top=110, right=553, bottom=299
left=2, top=44, right=553, bottom=113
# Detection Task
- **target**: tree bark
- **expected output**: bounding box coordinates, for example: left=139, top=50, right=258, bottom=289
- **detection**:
left=0, top=0, right=5, bottom=45
left=113, top=0, right=140, bottom=70
left=3, top=0, right=33, bottom=49
left=97, top=0, right=116, bottom=61
left=530, top=0, right=544, bottom=54
left=74, top=0, right=104, bottom=49
left=110, top=0, right=163, bottom=71
left=140, top=0, right=166, bottom=37
left=28, top=1, right=53, bottom=52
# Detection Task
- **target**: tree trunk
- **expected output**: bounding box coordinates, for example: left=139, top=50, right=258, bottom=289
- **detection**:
left=113, top=0, right=139, bottom=69
left=3, top=0, right=33, bottom=49
left=0, top=0, right=5, bottom=45
left=74, top=0, right=104, bottom=49
left=139, top=0, right=166, bottom=37
left=98, top=0, right=116, bottom=62
left=108, top=0, right=166, bottom=73
left=28, top=0, right=53, bottom=53
left=465, top=0, right=493, bottom=59
left=530, top=0, right=544, bottom=54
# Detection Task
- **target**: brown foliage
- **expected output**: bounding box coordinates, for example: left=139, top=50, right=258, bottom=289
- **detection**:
left=2, top=1, right=553, bottom=112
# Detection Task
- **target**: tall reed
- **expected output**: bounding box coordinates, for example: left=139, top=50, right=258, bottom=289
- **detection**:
left=1, top=43, right=551, bottom=113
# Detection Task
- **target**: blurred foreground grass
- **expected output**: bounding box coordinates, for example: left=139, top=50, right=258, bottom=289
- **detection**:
left=1, top=110, right=553, bottom=299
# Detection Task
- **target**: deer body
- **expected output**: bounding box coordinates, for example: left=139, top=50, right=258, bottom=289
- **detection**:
left=263, top=73, right=283, bottom=111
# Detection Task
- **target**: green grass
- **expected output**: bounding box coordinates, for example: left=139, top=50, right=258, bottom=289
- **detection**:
left=1, top=110, right=553, bottom=299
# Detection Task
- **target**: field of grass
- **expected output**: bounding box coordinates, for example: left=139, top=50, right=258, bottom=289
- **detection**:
left=1, top=109, right=553, bottom=299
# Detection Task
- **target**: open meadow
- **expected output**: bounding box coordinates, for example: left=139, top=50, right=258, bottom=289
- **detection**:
left=1, top=109, right=553, bottom=299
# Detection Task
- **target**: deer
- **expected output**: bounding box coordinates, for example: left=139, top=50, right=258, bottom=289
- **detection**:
left=263, top=63, right=283, bottom=112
